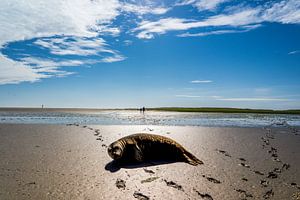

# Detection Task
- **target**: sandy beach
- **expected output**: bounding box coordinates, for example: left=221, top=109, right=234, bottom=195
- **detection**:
left=0, top=124, right=299, bottom=200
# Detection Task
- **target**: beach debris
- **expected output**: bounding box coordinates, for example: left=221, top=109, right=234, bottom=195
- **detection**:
left=241, top=177, right=248, bottom=181
left=234, top=189, right=253, bottom=198
left=133, top=192, right=150, bottom=200
left=260, top=180, right=269, bottom=187
left=101, top=144, right=107, bottom=148
left=164, top=179, right=184, bottom=191
left=143, top=168, right=155, bottom=174
left=195, top=190, right=213, bottom=200
left=239, top=158, right=246, bottom=162
left=263, top=189, right=274, bottom=199
left=141, top=177, right=159, bottom=184
left=115, top=178, right=126, bottom=189
left=202, top=175, right=221, bottom=184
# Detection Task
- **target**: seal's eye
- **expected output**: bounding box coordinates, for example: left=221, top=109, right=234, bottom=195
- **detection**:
left=113, top=147, right=122, bottom=157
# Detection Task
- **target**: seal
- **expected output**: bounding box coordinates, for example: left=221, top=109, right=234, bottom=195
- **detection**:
left=108, top=133, right=203, bottom=166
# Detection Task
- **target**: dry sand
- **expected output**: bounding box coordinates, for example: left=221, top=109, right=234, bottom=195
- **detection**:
left=0, top=124, right=299, bottom=200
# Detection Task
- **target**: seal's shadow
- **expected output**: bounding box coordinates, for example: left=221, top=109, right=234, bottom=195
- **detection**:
left=105, top=159, right=177, bottom=173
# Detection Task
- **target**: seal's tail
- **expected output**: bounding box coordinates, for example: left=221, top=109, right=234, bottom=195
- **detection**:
left=183, top=150, right=203, bottom=166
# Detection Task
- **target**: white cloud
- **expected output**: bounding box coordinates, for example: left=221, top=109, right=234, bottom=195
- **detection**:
left=134, top=9, right=261, bottom=39
left=34, top=37, right=115, bottom=56
left=262, top=0, right=300, bottom=24
left=0, top=0, right=124, bottom=85
left=101, top=54, right=126, bottom=63
left=121, top=3, right=169, bottom=15
left=178, top=24, right=261, bottom=37
left=216, top=98, right=291, bottom=102
left=175, top=95, right=203, bottom=98
left=0, top=0, right=120, bottom=45
left=0, top=55, right=49, bottom=85
left=175, top=94, right=221, bottom=98
left=135, top=0, right=300, bottom=39
left=190, top=80, right=213, bottom=83
left=178, top=0, right=229, bottom=11
left=288, top=50, right=300, bottom=55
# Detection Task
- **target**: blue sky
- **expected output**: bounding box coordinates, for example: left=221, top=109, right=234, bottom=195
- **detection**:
left=0, top=0, right=300, bottom=109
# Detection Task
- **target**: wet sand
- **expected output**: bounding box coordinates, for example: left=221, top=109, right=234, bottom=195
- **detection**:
left=0, top=124, right=299, bottom=200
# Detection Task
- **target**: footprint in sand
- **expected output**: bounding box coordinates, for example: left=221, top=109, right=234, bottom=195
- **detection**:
left=263, top=189, right=274, bottom=199
left=291, top=182, right=300, bottom=190
left=234, top=189, right=253, bottom=198
left=260, top=180, right=269, bottom=187
left=241, top=177, right=248, bottom=181
left=281, top=163, right=290, bottom=171
left=195, top=190, right=213, bottom=200
left=267, top=171, right=278, bottom=179
left=133, top=192, right=150, bottom=200
left=216, top=149, right=231, bottom=157
left=115, top=179, right=126, bottom=190
left=143, top=168, right=155, bottom=174
left=141, top=177, right=159, bottom=184
left=239, top=163, right=250, bottom=168
left=254, top=170, right=264, bottom=175
left=202, top=175, right=221, bottom=184
left=164, top=179, right=184, bottom=191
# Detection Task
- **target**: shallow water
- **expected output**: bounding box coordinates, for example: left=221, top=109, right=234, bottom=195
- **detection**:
left=1, top=110, right=300, bottom=127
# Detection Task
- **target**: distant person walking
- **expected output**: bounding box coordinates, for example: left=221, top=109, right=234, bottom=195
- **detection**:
left=142, top=107, right=146, bottom=114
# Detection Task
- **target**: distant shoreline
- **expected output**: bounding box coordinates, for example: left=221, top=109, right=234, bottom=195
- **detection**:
left=149, top=107, right=300, bottom=115
left=0, top=107, right=300, bottom=115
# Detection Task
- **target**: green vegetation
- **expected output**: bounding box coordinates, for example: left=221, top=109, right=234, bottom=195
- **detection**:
left=149, top=107, right=300, bottom=115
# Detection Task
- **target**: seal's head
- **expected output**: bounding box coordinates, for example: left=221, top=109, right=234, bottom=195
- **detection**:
left=108, top=141, right=124, bottom=160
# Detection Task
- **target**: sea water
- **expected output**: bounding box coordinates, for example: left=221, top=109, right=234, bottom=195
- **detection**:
left=0, top=110, right=300, bottom=127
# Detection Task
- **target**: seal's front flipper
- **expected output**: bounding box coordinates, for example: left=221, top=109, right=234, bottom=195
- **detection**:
left=134, top=144, right=144, bottom=162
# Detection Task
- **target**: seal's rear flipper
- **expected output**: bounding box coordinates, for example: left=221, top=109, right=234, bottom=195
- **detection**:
left=183, top=150, right=203, bottom=166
